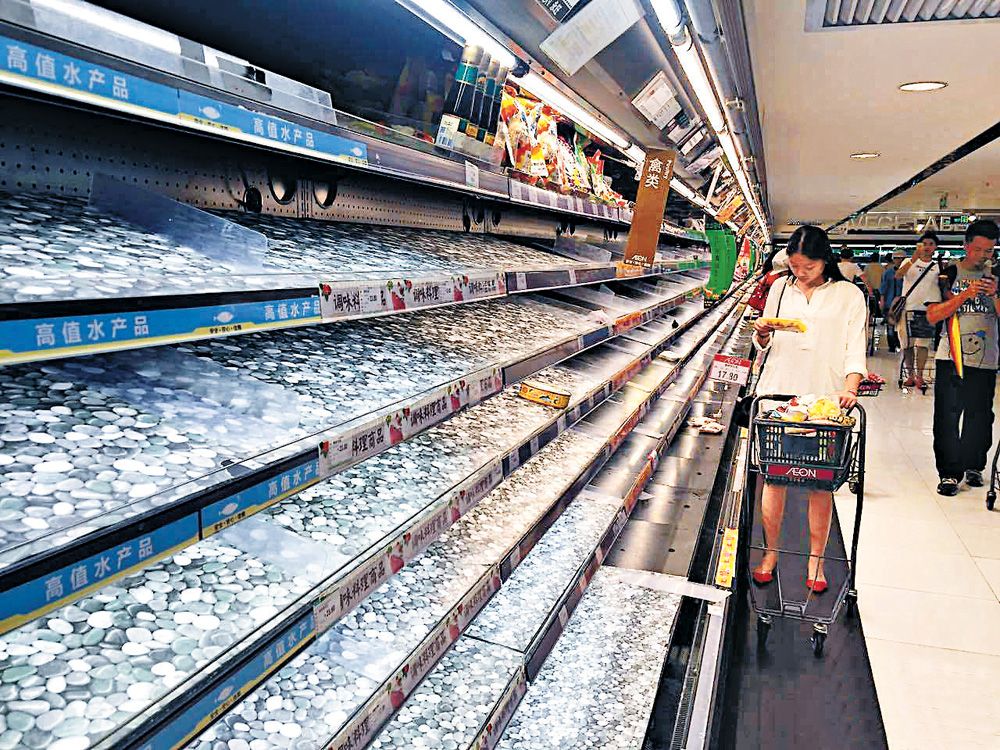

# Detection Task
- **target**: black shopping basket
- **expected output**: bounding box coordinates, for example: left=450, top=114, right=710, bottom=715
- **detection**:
left=752, top=408, right=854, bottom=492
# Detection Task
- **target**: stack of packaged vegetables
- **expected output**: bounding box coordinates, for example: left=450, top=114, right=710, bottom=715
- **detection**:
left=499, top=86, right=628, bottom=206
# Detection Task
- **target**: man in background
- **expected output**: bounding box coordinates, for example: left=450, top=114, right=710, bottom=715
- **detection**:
left=880, top=251, right=905, bottom=352
left=896, top=233, right=941, bottom=387
left=863, top=252, right=887, bottom=318
left=839, top=248, right=864, bottom=284
left=926, top=220, right=1000, bottom=495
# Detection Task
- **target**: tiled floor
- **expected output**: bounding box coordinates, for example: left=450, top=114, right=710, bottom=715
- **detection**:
left=835, top=341, right=1000, bottom=749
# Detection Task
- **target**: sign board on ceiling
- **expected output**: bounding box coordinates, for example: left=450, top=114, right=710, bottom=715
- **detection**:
left=539, top=0, right=645, bottom=75
left=632, top=71, right=681, bottom=130
left=534, top=0, right=581, bottom=21
left=624, top=149, right=676, bottom=268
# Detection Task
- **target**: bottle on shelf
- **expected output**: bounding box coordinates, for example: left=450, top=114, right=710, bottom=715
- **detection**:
left=483, top=65, right=510, bottom=151
left=435, top=44, right=484, bottom=152
left=474, top=60, right=500, bottom=147
left=463, top=52, right=492, bottom=143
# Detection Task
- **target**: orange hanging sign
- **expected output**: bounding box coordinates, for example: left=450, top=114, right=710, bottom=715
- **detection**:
left=624, top=149, right=676, bottom=268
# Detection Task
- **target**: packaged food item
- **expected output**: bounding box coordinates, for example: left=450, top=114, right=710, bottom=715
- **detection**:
left=758, top=317, right=807, bottom=333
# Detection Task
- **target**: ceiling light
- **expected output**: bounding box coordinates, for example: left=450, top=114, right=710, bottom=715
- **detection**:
left=395, top=0, right=516, bottom=68
left=899, top=81, right=947, bottom=92
left=670, top=34, right=726, bottom=133
left=518, top=72, right=631, bottom=151
left=850, top=152, right=880, bottom=159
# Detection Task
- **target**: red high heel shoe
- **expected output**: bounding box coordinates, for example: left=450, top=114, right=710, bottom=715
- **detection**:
left=752, top=568, right=775, bottom=586
left=805, top=577, right=828, bottom=594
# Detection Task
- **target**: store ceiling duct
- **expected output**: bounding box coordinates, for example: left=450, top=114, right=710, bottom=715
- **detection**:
left=808, top=0, right=1000, bottom=29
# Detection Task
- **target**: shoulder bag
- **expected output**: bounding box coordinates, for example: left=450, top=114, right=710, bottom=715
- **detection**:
left=886, top=260, right=938, bottom=326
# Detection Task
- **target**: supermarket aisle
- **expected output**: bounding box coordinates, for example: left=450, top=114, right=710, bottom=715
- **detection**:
left=835, top=346, right=1000, bottom=750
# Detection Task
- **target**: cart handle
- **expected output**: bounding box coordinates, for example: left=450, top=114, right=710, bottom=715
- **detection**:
left=751, top=394, right=867, bottom=433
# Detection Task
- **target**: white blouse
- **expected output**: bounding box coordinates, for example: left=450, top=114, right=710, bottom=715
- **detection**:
left=754, top=277, right=868, bottom=397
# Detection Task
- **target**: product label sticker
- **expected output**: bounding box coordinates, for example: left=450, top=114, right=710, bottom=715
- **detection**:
left=456, top=271, right=506, bottom=302
left=318, top=282, right=389, bottom=319
left=714, top=527, right=739, bottom=589
left=0, top=296, right=319, bottom=364
left=0, top=514, right=199, bottom=637
left=402, top=277, right=453, bottom=309
left=454, top=459, right=504, bottom=516
left=468, top=366, right=504, bottom=404
left=318, top=417, right=392, bottom=477
left=144, top=611, right=313, bottom=750
left=313, top=551, right=391, bottom=635
left=202, top=458, right=321, bottom=536
left=465, top=160, right=480, bottom=189
left=178, top=91, right=367, bottom=166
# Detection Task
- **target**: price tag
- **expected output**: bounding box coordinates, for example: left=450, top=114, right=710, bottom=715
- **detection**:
left=529, top=435, right=540, bottom=456
left=317, top=417, right=391, bottom=477
left=557, top=606, right=569, bottom=627
left=318, top=281, right=390, bottom=319
left=508, top=448, right=521, bottom=472
left=403, top=277, right=453, bottom=309
left=515, top=272, right=527, bottom=291
left=510, top=180, right=525, bottom=201
left=465, top=160, right=480, bottom=189
left=708, top=354, right=753, bottom=385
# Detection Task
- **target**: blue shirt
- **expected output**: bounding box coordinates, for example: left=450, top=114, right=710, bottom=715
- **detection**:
left=880, top=266, right=903, bottom=308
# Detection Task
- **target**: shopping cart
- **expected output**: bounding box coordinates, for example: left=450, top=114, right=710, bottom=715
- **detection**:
left=897, top=310, right=936, bottom=393
left=743, top=395, right=866, bottom=657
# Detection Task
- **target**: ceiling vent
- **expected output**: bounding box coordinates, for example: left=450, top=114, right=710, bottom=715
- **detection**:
left=806, top=0, right=1000, bottom=30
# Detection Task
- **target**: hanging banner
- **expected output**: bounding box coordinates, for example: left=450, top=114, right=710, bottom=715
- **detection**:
left=717, top=193, right=744, bottom=224
left=624, top=149, right=676, bottom=268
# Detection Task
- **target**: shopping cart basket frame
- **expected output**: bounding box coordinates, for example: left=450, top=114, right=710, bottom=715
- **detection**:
left=742, top=394, right=867, bottom=657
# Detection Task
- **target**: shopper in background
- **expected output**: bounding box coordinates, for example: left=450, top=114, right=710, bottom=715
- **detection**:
left=896, top=233, right=942, bottom=388
left=752, top=226, right=867, bottom=593
left=880, top=251, right=905, bottom=352
left=863, top=254, right=886, bottom=313
left=838, top=248, right=864, bottom=285
left=747, top=248, right=789, bottom=314
left=926, top=219, right=1000, bottom=496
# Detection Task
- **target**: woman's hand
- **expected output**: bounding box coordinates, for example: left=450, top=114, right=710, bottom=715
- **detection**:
left=754, top=319, right=776, bottom=341
left=835, top=390, right=858, bottom=409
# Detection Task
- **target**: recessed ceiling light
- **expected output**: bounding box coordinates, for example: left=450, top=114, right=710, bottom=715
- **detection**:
left=899, top=81, right=948, bottom=92
left=850, top=152, right=880, bottom=159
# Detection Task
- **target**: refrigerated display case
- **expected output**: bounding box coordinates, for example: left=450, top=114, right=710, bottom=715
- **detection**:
left=0, top=2, right=745, bottom=749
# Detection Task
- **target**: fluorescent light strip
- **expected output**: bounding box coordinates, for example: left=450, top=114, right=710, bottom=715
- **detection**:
left=396, top=0, right=515, bottom=68
left=670, top=35, right=725, bottom=133
left=517, top=72, right=630, bottom=151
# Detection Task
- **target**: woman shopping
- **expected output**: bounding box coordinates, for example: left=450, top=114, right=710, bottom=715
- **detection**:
left=752, top=225, right=868, bottom=593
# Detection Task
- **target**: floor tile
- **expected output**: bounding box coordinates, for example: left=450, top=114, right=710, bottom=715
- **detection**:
left=867, top=638, right=1000, bottom=750
left=953, top=523, right=1000, bottom=560
left=857, top=583, right=1000, bottom=655
left=974, top=557, right=1000, bottom=600
left=855, top=546, right=994, bottom=599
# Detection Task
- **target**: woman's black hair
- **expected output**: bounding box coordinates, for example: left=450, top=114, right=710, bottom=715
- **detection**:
left=786, top=225, right=845, bottom=282
left=919, top=230, right=940, bottom=246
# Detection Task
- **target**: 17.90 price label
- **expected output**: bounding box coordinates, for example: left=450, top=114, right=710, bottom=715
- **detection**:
left=708, top=355, right=753, bottom=385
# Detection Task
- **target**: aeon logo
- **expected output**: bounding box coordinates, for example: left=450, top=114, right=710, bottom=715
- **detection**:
left=767, top=464, right=834, bottom=480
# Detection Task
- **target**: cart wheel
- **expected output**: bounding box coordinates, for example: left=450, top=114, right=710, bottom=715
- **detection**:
left=812, top=624, right=827, bottom=658
left=988, top=490, right=996, bottom=511
left=756, top=615, right=771, bottom=649
left=845, top=590, right=858, bottom=619
left=848, top=481, right=858, bottom=495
